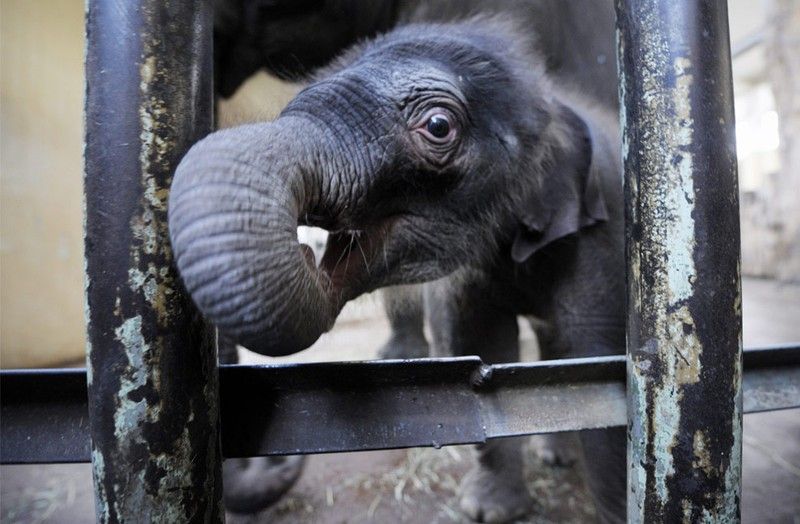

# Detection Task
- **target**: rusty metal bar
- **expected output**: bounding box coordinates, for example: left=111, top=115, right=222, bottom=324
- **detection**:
left=615, top=0, right=743, bottom=521
left=3, top=346, right=797, bottom=464
left=83, top=0, right=222, bottom=521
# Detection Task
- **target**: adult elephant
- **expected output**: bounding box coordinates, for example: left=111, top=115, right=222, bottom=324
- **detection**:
left=174, top=11, right=625, bottom=523
left=214, top=0, right=617, bottom=104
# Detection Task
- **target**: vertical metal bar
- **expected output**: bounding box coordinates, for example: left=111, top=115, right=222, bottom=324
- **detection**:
left=84, top=1, right=222, bottom=522
left=615, top=1, right=743, bottom=522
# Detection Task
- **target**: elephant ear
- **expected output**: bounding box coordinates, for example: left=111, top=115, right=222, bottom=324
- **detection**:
left=511, top=105, right=609, bottom=263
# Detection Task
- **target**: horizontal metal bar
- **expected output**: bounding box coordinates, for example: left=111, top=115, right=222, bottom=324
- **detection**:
left=2, top=345, right=798, bottom=464
left=741, top=346, right=800, bottom=413
left=732, top=28, right=765, bottom=59
left=1, top=369, right=90, bottom=464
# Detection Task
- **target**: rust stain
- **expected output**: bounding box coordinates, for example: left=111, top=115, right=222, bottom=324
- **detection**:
left=692, top=430, right=714, bottom=477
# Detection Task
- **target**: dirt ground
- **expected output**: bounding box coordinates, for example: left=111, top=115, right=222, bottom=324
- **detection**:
left=1, top=278, right=798, bottom=523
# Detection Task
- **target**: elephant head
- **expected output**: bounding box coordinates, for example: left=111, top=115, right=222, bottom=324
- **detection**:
left=168, top=18, right=607, bottom=356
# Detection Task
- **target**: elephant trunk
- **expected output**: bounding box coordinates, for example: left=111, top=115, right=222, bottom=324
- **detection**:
left=168, top=119, right=343, bottom=355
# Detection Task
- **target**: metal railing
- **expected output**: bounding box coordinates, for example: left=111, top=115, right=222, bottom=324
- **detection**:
left=2, top=345, right=798, bottom=465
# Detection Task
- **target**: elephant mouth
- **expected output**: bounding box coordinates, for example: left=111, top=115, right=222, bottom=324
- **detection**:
left=301, top=217, right=399, bottom=300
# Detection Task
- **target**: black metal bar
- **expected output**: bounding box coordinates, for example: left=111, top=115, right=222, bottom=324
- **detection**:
left=1, top=369, right=91, bottom=464
left=615, top=0, right=743, bottom=521
left=3, top=346, right=797, bottom=464
left=83, top=0, right=221, bottom=521
left=741, top=345, right=800, bottom=413
left=219, top=355, right=628, bottom=457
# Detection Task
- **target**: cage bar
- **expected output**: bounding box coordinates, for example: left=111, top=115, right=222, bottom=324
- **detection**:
left=83, top=0, right=222, bottom=521
left=3, top=346, right=797, bottom=464
left=616, top=0, right=744, bottom=521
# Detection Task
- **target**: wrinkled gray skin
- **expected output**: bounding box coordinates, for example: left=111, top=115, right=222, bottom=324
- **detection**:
left=180, top=4, right=623, bottom=523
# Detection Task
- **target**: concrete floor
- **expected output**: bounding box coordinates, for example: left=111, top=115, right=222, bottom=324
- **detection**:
left=1, top=278, right=798, bottom=523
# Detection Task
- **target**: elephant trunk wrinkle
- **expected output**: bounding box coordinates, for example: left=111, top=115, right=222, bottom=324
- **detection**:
left=168, top=120, right=346, bottom=356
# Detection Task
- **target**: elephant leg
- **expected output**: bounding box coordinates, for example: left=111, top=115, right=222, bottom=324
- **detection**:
left=426, top=279, right=531, bottom=523
left=217, top=332, right=306, bottom=514
left=460, top=438, right=532, bottom=524
left=528, top=325, right=580, bottom=468
left=550, top=321, right=626, bottom=523
left=222, top=455, right=306, bottom=514
left=579, top=426, right=626, bottom=524
left=377, top=284, right=430, bottom=359
left=530, top=431, right=580, bottom=468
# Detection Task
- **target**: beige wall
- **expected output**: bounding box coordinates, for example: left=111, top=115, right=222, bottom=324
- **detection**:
left=1, top=0, right=86, bottom=367
left=0, top=1, right=298, bottom=368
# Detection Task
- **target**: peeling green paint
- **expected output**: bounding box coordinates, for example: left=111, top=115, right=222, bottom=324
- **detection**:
left=84, top=1, right=221, bottom=522
left=618, top=0, right=743, bottom=521
left=624, top=8, right=704, bottom=515
left=83, top=253, right=93, bottom=386
left=90, top=448, right=106, bottom=522
left=112, top=315, right=150, bottom=443
left=665, top=57, right=696, bottom=305
left=720, top=344, right=743, bottom=522
left=627, top=364, right=649, bottom=518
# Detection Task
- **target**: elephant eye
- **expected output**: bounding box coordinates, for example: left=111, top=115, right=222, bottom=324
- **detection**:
left=416, top=110, right=457, bottom=144
left=426, top=114, right=451, bottom=139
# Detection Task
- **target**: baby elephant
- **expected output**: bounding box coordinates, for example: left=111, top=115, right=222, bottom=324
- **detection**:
left=169, top=16, right=625, bottom=523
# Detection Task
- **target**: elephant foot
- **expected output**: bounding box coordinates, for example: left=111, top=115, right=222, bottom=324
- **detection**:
left=377, top=333, right=429, bottom=360
left=532, top=432, right=579, bottom=468
left=223, top=455, right=306, bottom=514
left=458, top=465, right=533, bottom=523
